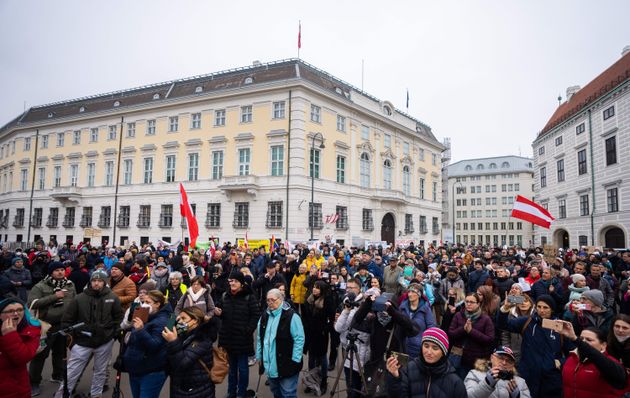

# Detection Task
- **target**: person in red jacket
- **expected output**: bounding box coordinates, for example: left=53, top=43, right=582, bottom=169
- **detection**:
left=0, top=297, right=41, bottom=398
left=560, top=322, right=629, bottom=398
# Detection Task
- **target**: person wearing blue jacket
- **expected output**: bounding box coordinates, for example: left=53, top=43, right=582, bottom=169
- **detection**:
left=467, top=259, right=489, bottom=293
left=497, top=294, right=575, bottom=398
left=399, top=283, right=437, bottom=358
left=530, top=267, right=564, bottom=312
left=123, top=290, right=173, bottom=398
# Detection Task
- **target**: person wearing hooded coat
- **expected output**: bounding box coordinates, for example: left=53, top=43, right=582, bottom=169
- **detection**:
left=4, top=257, right=32, bottom=302
left=398, top=283, right=437, bottom=358
left=150, top=262, right=170, bottom=292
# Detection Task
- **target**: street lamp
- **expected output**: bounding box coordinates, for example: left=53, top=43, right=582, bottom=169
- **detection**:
left=310, top=132, right=325, bottom=241
left=451, top=180, right=464, bottom=247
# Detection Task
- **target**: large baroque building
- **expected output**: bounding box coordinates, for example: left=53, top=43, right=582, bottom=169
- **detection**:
left=447, top=156, right=535, bottom=247
left=0, top=59, right=444, bottom=248
left=532, top=48, right=630, bottom=249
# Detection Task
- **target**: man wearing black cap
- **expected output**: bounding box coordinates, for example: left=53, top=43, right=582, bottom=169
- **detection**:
left=27, top=261, right=76, bottom=396
left=252, top=260, right=286, bottom=310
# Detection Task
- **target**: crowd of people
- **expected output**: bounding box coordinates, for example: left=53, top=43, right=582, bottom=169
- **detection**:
left=1, top=238, right=630, bottom=398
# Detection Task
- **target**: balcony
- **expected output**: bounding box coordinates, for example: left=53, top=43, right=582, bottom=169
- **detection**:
left=50, top=186, right=81, bottom=204
left=46, top=218, right=58, bottom=228
left=218, top=175, right=259, bottom=200
left=372, top=189, right=407, bottom=204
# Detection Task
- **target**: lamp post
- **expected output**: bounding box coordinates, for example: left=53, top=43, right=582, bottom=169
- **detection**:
left=451, top=180, right=463, bottom=247
left=310, top=132, right=325, bottom=241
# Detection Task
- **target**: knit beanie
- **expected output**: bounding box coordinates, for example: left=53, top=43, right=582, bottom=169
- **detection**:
left=12, top=257, right=23, bottom=266
left=47, top=261, right=65, bottom=275
left=535, top=294, right=556, bottom=312
left=228, top=270, right=246, bottom=285
left=111, top=262, right=125, bottom=272
left=581, top=290, right=604, bottom=307
left=407, top=283, right=424, bottom=296
left=571, top=274, right=586, bottom=284
left=422, top=327, right=449, bottom=357
left=90, top=270, right=108, bottom=281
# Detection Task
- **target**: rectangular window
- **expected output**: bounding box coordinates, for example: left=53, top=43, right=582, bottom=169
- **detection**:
left=159, top=204, right=173, bottom=227
left=607, top=188, right=619, bottom=213
left=191, top=113, right=201, bottom=129
left=37, top=167, right=45, bottom=190
left=70, top=164, right=79, bottom=187
left=605, top=136, right=617, bottom=165
left=165, top=155, right=176, bottom=182
left=72, top=130, right=81, bottom=145
left=105, top=161, right=114, bottom=186
left=361, top=125, right=369, bottom=140
left=404, top=214, right=414, bottom=234
left=540, top=167, right=546, bottom=188
left=538, top=146, right=545, bottom=155
left=432, top=181, right=438, bottom=202
left=168, top=116, right=179, bottom=132
left=310, top=148, right=321, bottom=178
left=336, top=206, right=348, bottom=230
left=123, top=159, right=133, bottom=185
left=308, top=202, right=322, bottom=229
left=146, top=120, right=156, bottom=135
left=555, top=136, right=563, bottom=146
left=47, top=208, right=58, bottom=227
left=418, top=148, right=425, bottom=161
left=53, top=166, right=61, bottom=188
left=24, top=137, right=31, bottom=151
left=41, top=135, right=49, bottom=148
left=336, top=115, right=346, bottom=132
left=578, top=149, right=587, bottom=175
left=336, top=155, right=345, bottom=183
left=603, top=105, right=615, bottom=120
left=143, top=158, right=153, bottom=184
left=215, top=109, right=226, bottom=126
left=310, top=105, right=321, bottom=123
left=432, top=217, right=440, bottom=234
left=419, top=178, right=425, bottom=199
left=419, top=216, right=428, bottom=233
left=87, top=163, right=95, bottom=187
left=212, top=151, right=223, bottom=180
left=271, top=145, right=284, bottom=176
left=126, top=122, right=136, bottom=137
left=403, top=142, right=410, bottom=155
left=98, top=206, right=111, bottom=228
left=241, top=106, right=252, bottom=123
left=384, top=134, right=391, bottom=148
left=556, top=159, right=565, bottom=182
left=118, top=206, right=130, bottom=227
left=32, top=208, right=42, bottom=228
left=580, top=194, right=589, bottom=216
left=238, top=148, right=251, bottom=176
left=360, top=154, right=370, bottom=188
left=362, top=209, right=374, bottom=231
left=188, top=153, right=199, bottom=181
left=576, top=122, right=585, bottom=135
left=138, top=205, right=151, bottom=228
left=90, top=128, right=99, bottom=142
left=273, top=101, right=285, bottom=119
left=233, top=202, right=249, bottom=228
left=266, top=201, right=283, bottom=228
left=206, top=203, right=221, bottom=228
left=402, top=168, right=411, bottom=195
left=432, top=153, right=438, bottom=166
left=514, top=183, right=519, bottom=191
left=63, top=207, right=75, bottom=227
left=80, top=207, right=92, bottom=227
left=558, top=199, right=566, bottom=219
left=108, top=125, right=117, bottom=140
left=56, top=132, right=64, bottom=147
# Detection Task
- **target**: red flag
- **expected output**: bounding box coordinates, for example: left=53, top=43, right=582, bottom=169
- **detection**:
left=244, top=231, right=249, bottom=251
left=298, top=22, right=301, bottom=49
left=511, top=195, right=555, bottom=229
left=179, top=183, right=199, bottom=248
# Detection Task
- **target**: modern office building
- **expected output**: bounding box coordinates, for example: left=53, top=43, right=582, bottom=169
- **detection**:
left=532, top=48, right=630, bottom=249
left=0, top=59, right=445, bottom=248
left=447, top=156, right=535, bottom=247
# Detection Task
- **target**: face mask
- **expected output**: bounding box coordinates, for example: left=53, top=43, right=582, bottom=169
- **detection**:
left=615, top=333, right=630, bottom=343
left=175, top=322, right=189, bottom=334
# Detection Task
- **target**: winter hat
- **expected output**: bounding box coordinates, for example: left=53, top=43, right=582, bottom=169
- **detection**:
left=581, top=290, right=604, bottom=307
left=571, top=274, right=586, bottom=284
left=156, top=262, right=168, bottom=269
left=494, top=346, right=516, bottom=362
left=228, top=271, right=246, bottom=285
left=407, top=283, right=423, bottom=296
left=447, top=266, right=459, bottom=275
left=48, top=261, right=65, bottom=275
left=111, top=262, right=125, bottom=272
left=12, top=257, right=24, bottom=266
left=138, top=280, right=157, bottom=293
left=535, top=294, right=556, bottom=312
left=357, top=263, right=368, bottom=272
left=422, top=327, right=449, bottom=356
left=90, top=270, right=108, bottom=281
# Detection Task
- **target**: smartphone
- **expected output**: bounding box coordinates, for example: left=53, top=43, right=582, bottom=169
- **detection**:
left=448, top=296, right=456, bottom=306
left=165, top=314, right=178, bottom=330
left=127, top=301, right=139, bottom=322
left=132, top=306, right=150, bottom=324
left=575, top=303, right=591, bottom=311
left=391, top=351, right=410, bottom=368
left=508, top=295, right=525, bottom=304
left=541, top=318, right=564, bottom=333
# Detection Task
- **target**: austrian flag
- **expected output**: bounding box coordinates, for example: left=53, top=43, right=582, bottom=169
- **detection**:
left=511, top=195, right=555, bottom=229
left=179, top=183, right=199, bottom=248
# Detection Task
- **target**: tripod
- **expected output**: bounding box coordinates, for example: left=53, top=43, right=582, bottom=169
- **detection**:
left=330, top=331, right=368, bottom=397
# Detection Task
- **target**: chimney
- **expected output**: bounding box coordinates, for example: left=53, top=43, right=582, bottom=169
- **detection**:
left=622, top=45, right=630, bottom=57
left=252, top=60, right=262, bottom=67
left=566, top=85, right=581, bottom=101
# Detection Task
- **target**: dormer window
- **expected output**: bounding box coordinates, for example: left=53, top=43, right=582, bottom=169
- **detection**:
left=465, top=165, right=472, bottom=171
left=153, top=93, right=160, bottom=100
left=244, top=77, right=254, bottom=85
left=195, top=86, right=203, bottom=93
left=113, top=101, right=120, bottom=107
left=501, top=162, right=510, bottom=168
left=489, top=163, right=497, bottom=169
left=79, top=106, right=85, bottom=113
left=47, top=112, right=54, bottom=118
left=383, top=105, right=392, bottom=116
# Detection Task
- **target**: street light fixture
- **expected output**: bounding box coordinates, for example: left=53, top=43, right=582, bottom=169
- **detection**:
left=310, top=132, right=325, bottom=241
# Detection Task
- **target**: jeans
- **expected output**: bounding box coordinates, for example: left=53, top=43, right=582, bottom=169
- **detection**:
left=129, top=371, right=167, bottom=398
left=268, top=373, right=298, bottom=398
left=227, top=353, right=249, bottom=397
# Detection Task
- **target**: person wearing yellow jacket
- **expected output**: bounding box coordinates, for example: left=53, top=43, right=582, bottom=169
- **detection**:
left=290, top=264, right=308, bottom=314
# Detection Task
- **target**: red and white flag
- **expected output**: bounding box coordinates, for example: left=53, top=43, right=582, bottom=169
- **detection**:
left=244, top=231, right=249, bottom=250
left=511, top=195, right=555, bottom=229
left=298, top=21, right=302, bottom=49
left=179, top=183, right=199, bottom=248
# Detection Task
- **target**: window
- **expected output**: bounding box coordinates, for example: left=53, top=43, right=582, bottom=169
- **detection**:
left=432, top=217, right=439, bottom=234
left=607, top=188, right=619, bottom=213
left=308, top=202, right=323, bottom=229
left=63, top=207, right=75, bottom=227
left=514, top=183, right=519, bottom=191
left=45, top=208, right=58, bottom=228
left=605, top=136, right=617, bottom=165
left=212, top=151, right=223, bottom=180
left=138, top=205, right=151, bottom=228
left=501, top=184, right=506, bottom=192
left=603, top=105, right=615, bottom=120
left=32, top=208, right=42, bottom=228
left=555, top=136, right=563, bottom=146
left=206, top=203, right=221, bottom=228
left=361, top=125, right=369, bottom=140
left=12, top=208, right=24, bottom=228
left=419, top=216, right=427, bottom=233
left=310, top=148, right=321, bottom=178
left=336, top=115, right=346, bottom=132
left=384, top=134, right=391, bottom=148
left=146, top=120, right=156, bottom=135
left=37, top=167, right=45, bottom=190
left=56, top=132, right=64, bottom=147
left=159, top=205, right=173, bottom=227
left=73, top=130, right=81, bottom=145
left=70, top=165, right=79, bottom=187
left=215, top=109, right=226, bottom=126
left=540, top=167, right=546, bottom=188
left=360, top=152, right=370, bottom=188
left=188, top=153, right=199, bottom=181
left=273, top=101, right=285, bottom=119
left=271, top=146, right=284, bottom=176
left=311, top=105, right=321, bottom=123
left=53, top=166, right=61, bottom=188
left=336, top=206, right=348, bottom=229
left=577, top=149, right=587, bottom=175
left=143, top=158, right=153, bottom=184
left=108, top=125, right=117, bottom=140
left=404, top=214, right=414, bottom=234
left=123, top=159, right=133, bottom=185
left=80, top=207, right=93, bottom=227
left=41, top=135, right=48, bottom=148
left=419, top=148, right=425, bottom=161
left=24, top=137, right=31, bottom=151
left=538, top=146, right=545, bottom=155
left=241, top=106, right=252, bottom=123
left=558, top=199, right=566, bottom=219
left=118, top=206, right=130, bottom=227
left=362, top=209, right=374, bottom=231
left=580, top=194, right=589, bottom=216
left=402, top=166, right=411, bottom=195
left=98, top=206, right=111, bottom=228
left=165, top=155, right=176, bottom=182
left=191, top=113, right=201, bottom=129
left=127, top=122, right=136, bottom=137
left=87, top=163, right=95, bottom=187
left=383, top=160, right=392, bottom=190
left=266, top=201, right=283, bottom=228
left=336, top=155, right=345, bottom=183
left=169, top=117, right=178, bottom=132
left=432, top=181, right=438, bottom=202
left=556, top=159, right=565, bottom=182
left=239, top=148, right=251, bottom=176
left=575, top=122, right=585, bottom=135
left=419, top=178, right=425, bottom=199
left=432, top=153, right=438, bottom=166
left=233, top=202, right=249, bottom=228
left=403, top=142, right=409, bottom=155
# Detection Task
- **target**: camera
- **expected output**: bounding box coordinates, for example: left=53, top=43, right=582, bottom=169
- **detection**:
left=343, top=292, right=360, bottom=308
left=497, top=370, right=514, bottom=380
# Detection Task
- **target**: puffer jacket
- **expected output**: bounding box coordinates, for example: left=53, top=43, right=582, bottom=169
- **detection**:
left=334, top=304, right=370, bottom=372
left=217, top=287, right=260, bottom=356
left=166, top=317, right=219, bottom=398
left=110, top=275, right=137, bottom=311
left=290, top=272, right=308, bottom=304
left=61, top=285, right=123, bottom=348
left=0, top=323, right=40, bottom=398
left=399, top=299, right=437, bottom=358
left=27, top=277, right=76, bottom=325
left=4, top=266, right=32, bottom=302
left=388, top=356, right=467, bottom=398
left=465, top=359, right=531, bottom=398
left=123, top=303, right=172, bottom=376
left=448, top=310, right=495, bottom=369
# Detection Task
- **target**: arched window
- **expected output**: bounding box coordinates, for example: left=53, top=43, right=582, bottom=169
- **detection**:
left=489, top=163, right=497, bottom=169
left=477, top=164, right=484, bottom=170
left=383, top=159, right=392, bottom=190
left=402, top=165, right=410, bottom=195
left=360, top=152, right=371, bottom=188
left=465, top=165, right=472, bottom=171
left=501, top=161, right=510, bottom=168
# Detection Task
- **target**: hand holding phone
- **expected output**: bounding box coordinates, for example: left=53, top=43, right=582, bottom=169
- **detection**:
left=390, top=351, right=410, bottom=368
left=541, top=318, right=564, bottom=333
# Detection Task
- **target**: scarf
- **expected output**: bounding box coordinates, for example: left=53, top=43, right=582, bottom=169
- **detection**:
left=188, top=287, right=207, bottom=304
left=465, top=306, right=482, bottom=322
left=153, top=268, right=168, bottom=277
left=306, top=294, right=324, bottom=311
left=45, top=275, right=68, bottom=290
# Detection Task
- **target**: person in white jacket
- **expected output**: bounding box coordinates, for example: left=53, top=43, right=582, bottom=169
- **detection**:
left=464, top=346, right=531, bottom=398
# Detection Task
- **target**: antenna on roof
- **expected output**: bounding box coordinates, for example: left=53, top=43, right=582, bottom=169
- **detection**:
left=557, top=94, right=562, bottom=105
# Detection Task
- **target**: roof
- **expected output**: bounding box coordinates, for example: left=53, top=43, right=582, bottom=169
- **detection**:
left=539, top=51, right=630, bottom=137
left=1, top=59, right=440, bottom=146
left=447, top=155, right=534, bottom=178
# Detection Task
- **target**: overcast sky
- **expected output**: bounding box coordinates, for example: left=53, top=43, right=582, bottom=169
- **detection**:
left=1, top=0, right=629, bottom=162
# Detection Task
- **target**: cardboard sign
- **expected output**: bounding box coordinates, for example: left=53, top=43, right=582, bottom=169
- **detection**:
left=543, top=244, right=557, bottom=264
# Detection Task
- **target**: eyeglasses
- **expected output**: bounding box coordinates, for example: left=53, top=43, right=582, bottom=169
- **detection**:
left=266, top=297, right=279, bottom=303
left=1, top=308, right=24, bottom=315
left=464, top=300, right=479, bottom=304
